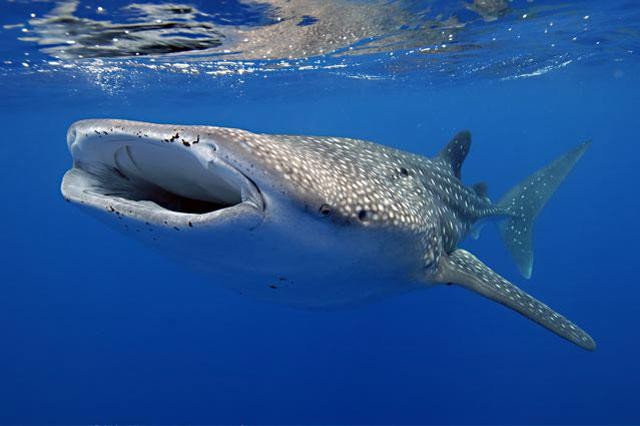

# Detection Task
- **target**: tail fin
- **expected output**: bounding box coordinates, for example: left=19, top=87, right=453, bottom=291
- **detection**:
left=498, top=142, right=591, bottom=278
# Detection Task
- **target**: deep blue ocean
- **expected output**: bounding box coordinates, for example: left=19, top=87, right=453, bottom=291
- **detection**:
left=1, top=0, right=639, bottom=424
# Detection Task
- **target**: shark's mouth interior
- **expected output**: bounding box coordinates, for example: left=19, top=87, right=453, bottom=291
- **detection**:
left=115, top=180, right=233, bottom=214
left=94, top=143, right=242, bottom=214
left=62, top=131, right=261, bottom=224
left=93, top=153, right=238, bottom=214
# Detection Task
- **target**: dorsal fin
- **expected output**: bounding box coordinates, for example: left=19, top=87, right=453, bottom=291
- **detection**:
left=472, top=182, right=488, bottom=198
left=438, top=130, right=471, bottom=178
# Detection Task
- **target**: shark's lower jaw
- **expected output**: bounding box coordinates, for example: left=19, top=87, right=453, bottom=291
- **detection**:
left=61, top=120, right=264, bottom=229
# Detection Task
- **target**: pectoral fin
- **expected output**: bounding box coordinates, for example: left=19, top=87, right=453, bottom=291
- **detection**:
left=435, top=249, right=596, bottom=351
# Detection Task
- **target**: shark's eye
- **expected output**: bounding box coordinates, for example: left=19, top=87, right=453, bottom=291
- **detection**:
left=357, top=209, right=373, bottom=221
left=319, top=204, right=332, bottom=216
left=398, top=167, right=409, bottom=177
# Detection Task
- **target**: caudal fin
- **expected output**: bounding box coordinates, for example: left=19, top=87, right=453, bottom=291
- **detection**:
left=498, top=142, right=591, bottom=278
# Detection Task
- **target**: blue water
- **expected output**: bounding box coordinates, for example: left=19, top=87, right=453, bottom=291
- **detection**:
left=1, top=0, right=639, bottom=423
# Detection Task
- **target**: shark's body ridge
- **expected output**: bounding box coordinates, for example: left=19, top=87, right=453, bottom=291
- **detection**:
left=61, top=119, right=595, bottom=350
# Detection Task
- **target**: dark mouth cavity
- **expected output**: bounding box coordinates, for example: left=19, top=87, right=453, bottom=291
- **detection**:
left=79, top=143, right=244, bottom=215
left=98, top=166, right=233, bottom=214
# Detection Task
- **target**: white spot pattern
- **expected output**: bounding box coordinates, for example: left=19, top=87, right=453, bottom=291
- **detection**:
left=210, top=129, right=498, bottom=268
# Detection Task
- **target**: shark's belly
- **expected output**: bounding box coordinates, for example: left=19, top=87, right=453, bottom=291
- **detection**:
left=85, top=201, right=424, bottom=307
left=207, top=264, right=423, bottom=308
left=189, top=234, right=423, bottom=308
left=134, top=215, right=422, bottom=308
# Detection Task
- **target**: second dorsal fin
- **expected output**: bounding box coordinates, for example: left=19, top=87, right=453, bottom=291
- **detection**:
left=438, top=130, right=471, bottom=178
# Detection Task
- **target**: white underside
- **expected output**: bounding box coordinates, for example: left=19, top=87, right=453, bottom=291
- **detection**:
left=70, top=198, right=425, bottom=308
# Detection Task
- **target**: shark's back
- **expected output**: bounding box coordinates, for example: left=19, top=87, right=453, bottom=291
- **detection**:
left=268, top=133, right=492, bottom=251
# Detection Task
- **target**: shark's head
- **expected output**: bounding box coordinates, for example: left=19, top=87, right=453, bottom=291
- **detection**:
left=62, top=119, right=269, bottom=231
left=61, top=119, right=425, bottom=303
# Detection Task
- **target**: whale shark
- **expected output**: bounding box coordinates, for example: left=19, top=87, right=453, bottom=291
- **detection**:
left=61, top=119, right=595, bottom=350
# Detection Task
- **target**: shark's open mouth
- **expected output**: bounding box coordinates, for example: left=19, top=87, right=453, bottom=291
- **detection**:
left=61, top=120, right=264, bottom=228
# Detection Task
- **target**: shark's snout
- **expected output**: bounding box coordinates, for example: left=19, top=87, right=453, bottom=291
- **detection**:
left=61, top=119, right=264, bottom=229
left=66, top=125, right=77, bottom=149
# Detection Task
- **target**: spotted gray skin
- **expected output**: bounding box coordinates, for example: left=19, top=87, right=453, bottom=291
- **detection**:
left=61, top=119, right=595, bottom=350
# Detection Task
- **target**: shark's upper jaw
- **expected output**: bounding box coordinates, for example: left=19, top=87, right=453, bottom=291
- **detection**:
left=61, top=119, right=265, bottom=229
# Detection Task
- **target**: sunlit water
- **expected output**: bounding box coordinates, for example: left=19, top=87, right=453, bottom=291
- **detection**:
left=1, top=0, right=639, bottom=423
